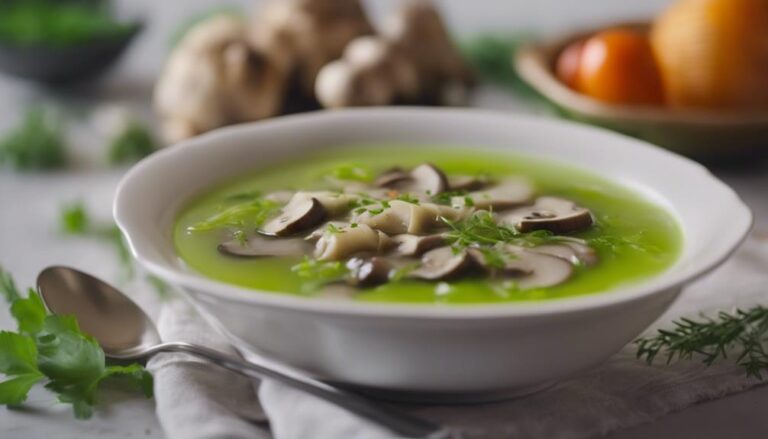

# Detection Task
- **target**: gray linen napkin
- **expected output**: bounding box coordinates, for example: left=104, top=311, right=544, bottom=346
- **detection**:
left=148, top=236, right=768, bottom=439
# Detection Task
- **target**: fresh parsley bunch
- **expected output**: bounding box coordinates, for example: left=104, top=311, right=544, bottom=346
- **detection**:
left=0, top=268, right=153, bottom=419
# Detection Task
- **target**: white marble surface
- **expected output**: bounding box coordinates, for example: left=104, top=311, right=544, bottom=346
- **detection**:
left=1, top=1, right=768, bottom=438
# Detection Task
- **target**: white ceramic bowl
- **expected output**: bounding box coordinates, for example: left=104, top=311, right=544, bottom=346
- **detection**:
left=115, top=108, right=751, bottom=399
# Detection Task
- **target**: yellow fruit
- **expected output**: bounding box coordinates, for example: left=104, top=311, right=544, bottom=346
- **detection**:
left=651, top=0, right=768, bottom=109
left=575, top=29, right=664, bottom=105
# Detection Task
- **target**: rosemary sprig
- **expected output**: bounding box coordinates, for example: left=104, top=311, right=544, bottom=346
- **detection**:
left=636, top=306, right=768, bottom=379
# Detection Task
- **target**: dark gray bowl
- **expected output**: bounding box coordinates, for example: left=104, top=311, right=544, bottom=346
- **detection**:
left=0, top=24, right=141, bottom=85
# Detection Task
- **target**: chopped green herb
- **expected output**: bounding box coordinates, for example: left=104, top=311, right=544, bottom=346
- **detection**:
left=0, top=109, right=66, bottom=171
left=187, top=198, right=278, bottom=233
left=327, top=163, right=373, bottom=183
left=390, top=263, right=419, bottom=282
left=396, top=194, right=420, bottom=204
left=327, top=223, right=344, bottom=234
left=60, top=202, right=89, bottom=234
left=108, top=120, right=158, bottom=165
left=431, top=190, right=467, bottom=205
left=224, top=191, right=262, bottom=202
left=291, top=257, right=348, bottom=281
left=0, top=267, right=152, bottom=418
left=441, top=211, right=568, bottom=252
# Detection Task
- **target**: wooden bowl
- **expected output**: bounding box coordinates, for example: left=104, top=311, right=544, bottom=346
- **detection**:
left=515, top=24, right=768, bottom=162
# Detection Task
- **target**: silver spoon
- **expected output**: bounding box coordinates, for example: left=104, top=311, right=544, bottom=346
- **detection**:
left=37, top=266, right=445, bottom=438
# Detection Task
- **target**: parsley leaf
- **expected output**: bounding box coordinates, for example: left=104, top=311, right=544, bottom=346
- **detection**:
left=108, top=121, right=158, bottom=165
left=0, top=267, right=153, bottom=418
left=0, top=332, right=43, bottom=405
left=0, top=109, right=66, bottom=171
left=10, top=289, right=46, bottom=336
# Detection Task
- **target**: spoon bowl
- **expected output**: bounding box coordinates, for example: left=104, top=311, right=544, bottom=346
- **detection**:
left=37, top=266, right=161, bottom=358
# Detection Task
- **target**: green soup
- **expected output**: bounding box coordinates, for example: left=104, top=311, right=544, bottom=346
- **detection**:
left=174, top=146, right=682, bottom=304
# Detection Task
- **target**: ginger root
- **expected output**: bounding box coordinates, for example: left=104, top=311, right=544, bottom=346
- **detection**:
left=154, top=15, right=284, bottom=144
left=315, top=0, right=473, bottom=109
left=249, top=0, right=373, bottom=98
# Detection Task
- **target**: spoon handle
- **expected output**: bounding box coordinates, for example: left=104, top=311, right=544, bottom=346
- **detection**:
left=149, top=342, right=446, bottom=438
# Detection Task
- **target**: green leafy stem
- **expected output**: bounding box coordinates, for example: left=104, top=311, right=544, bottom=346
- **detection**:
left=0, top=267, right=152, bottom=419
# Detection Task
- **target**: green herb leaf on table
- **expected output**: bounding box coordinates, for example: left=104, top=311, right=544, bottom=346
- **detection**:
left=0, top=267, right=153, bottom=417
left=0, top=109, right=66, bottom=171
left=108, top=121, right=158, bottom=165
left=58, top=202, right=172, bottom=298
left=461, top=34, right=541, bottom=100
left=636, top=306, right=768, bottom=379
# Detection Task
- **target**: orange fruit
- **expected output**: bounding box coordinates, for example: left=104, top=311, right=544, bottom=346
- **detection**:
left=555, top=39, right=585, bottom=89
left=651, top=0, right=768, bottom=109
left=576, top=29, right=665, bottom=105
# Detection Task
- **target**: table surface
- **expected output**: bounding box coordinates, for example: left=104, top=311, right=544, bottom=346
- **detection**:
left=2, top=1, right=767, bottom=438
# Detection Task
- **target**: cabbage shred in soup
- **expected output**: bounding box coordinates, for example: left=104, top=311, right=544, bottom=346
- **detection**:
left=174, top=146, right=682, bottom=304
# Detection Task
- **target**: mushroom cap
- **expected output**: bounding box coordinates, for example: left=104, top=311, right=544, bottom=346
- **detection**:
left=315, top=59, right=395, bottom=108
left=314, top=223, right=394, bottom=261
left=305, top=221, right=350, bottom=241
left=219, top=235, right=309, bottom=258
left=373, top=163, right=449, bottom=196
left=354, top=200, right=454, bottom=235
left=346, top=256, right=392, bottom=287
left=261, top=197, right=327, bottom=236
left=470, top=245, right=574, bottom=289
left=448, top=175, right=488, bottom=192
left=410, top=163, right=449, bottom=195
left=502, top=196, right=594, bottom=234
left=410, top=246, right=477, bottom=280
left=529, top=238, right=598, bottom=266
left=375, top=168, right=411, bottom=188
left=452, top=177, right=534, bottom=210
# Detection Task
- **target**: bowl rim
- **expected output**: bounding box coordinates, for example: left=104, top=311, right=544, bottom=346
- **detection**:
left=115, top=108, right=753, bottom=320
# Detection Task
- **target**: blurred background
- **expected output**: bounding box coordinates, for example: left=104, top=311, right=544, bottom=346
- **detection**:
left=0, top=0, right=680, bottom=168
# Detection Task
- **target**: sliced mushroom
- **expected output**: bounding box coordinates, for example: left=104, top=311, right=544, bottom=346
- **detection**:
left=219, top=235, right=309, bottom=258
left=470, top=245, right=573, bottom=289
left=375, top=168, right=411, bottom=188
left=391, top=234, right=444, bottom=256
left=291, top=191, right=358, bottom=217
left=448, top=175, right=488, bottom=191
left=452, top=177, right=534, bottom=210
left=501, top=197, right=594, bottom=234
left=529, top=238, right=598, bottom=266
left=354, top=200, right=451, bottom=235
left=410, top=246, right=476, bottom=280
left=409, top=163, right=448, bottom=195
left=346, top=256, right=392, bottom=287
left=261, top=197, right=326, bottom=236
left=264, top=190, right=295, bottom=204
left=314, top=223, right=394, bottom=261
left=305, top=221, right=350, bottom=241
left=377, top=163, right=448, bottom=196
